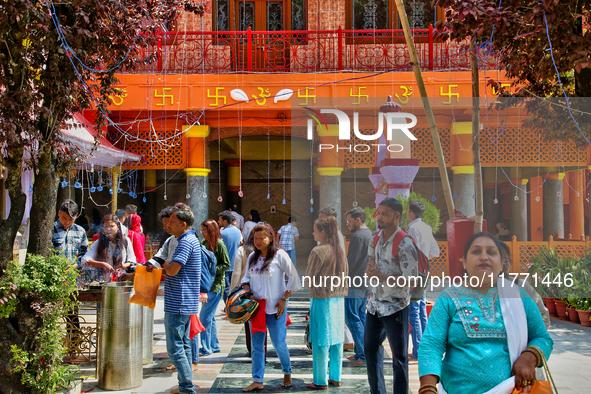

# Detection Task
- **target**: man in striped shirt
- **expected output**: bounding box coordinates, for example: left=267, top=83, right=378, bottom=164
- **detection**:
left=163, top=203, right=201, bottom=394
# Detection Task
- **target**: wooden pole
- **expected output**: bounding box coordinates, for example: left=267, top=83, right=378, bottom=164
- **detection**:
left=471, top=39, right=484, bottom=232
left=394, top=0, right=455, bottom=219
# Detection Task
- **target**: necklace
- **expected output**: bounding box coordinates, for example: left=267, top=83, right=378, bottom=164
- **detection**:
left=470, top=288, right=498, bottom=310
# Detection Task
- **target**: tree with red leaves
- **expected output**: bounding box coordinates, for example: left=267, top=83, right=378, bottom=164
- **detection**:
left=435, top=0, right=591, bottom=143
left=0, top=1, right=184, bottom=390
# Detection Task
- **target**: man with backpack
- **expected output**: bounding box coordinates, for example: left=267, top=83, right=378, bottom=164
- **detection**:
left=364, top=198, right=419, bottom=394
left=407, top=200, right=440, bottom=362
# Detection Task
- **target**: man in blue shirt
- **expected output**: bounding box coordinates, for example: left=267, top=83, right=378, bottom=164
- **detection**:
left=52, top=199, right=88, bottom=265
left=163, top=203, right=201, bottom=394
left=277, top=217, right=299, bottom=267
left=218, top=210, right=242, bottom=304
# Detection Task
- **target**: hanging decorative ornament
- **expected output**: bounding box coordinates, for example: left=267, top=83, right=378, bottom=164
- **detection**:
left=310, top=206, right=314, bottom=213
left=282, top=198, right=286, bottom=205
left=97, top=185, right=103, bottom=192
left=90, top=187, right=96, bottom=193
left=514, top=195, right=519, bottom=201
left=431, top=196, right=437, bottom=202
left=217, top=196, right=223, bottom=202
left=61, top=181, right=68, bottom=188
left=453, top=194, right=457, bottom=199
left=109, top=188, right=113, bottom=195
left=202, top=192, right=207, bottom=199
left=238, top=191, right=244, bottom=197
left=493, top=199, right=498, bottom=204
left=353, top=201, right=358, bottom=207
left=186, top=194, right=191, bottom=199
left=310, top=198, right=314, bottom=205
left=163, top=194, right=168, bottom=201
left=557, top=192, right=562, bottom=197
left=143, top=197, right=147, bottom=203
left=74, top=181, right=82, bottom=188
left=576, top=191, right=581, bottom=197
left=267, top=193, right=270, bottom=199
left=117, top=188, right=123, bottom=194
left=535, top=196, right=540, bottom=202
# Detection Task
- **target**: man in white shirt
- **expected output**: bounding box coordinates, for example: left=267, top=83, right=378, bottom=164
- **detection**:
left=406, top=200, right=439, bottom=361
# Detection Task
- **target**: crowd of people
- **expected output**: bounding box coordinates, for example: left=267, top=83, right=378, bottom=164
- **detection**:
left=50, top=197, right=554, bottom=394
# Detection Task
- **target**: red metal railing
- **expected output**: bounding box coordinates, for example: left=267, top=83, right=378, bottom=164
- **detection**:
left=131, top=25, right=500, bottom=74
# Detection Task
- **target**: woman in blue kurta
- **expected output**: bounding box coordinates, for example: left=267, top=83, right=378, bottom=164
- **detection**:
left=305, top=216, right=349, bottom=389
left=418, top=232, right=553, bottom=394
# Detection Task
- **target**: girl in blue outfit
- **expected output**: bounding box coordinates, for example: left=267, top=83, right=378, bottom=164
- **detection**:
left=305, top=216, right=349, bottom=389
left=418, top=232, right=553, bottom=394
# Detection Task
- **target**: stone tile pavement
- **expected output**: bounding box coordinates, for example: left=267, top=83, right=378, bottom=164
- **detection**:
left=78, top=289, right=591, bottom=393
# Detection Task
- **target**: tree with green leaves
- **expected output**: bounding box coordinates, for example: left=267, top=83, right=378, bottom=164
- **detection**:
left=436, top=0, right=591, bottom=144
left=0, top=1, right=188, bottom=390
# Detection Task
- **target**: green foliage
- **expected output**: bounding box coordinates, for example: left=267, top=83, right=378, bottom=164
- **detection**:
left=0, top=254, right=79, bottom=393
left=528, top=246, right=591, bottom=310
left=364, top=192, right=442, bottom=233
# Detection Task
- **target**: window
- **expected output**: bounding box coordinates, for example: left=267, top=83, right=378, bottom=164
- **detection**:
left=346, top=0, right=436, bottom=30
left=213, top=0, right=306, bottom=31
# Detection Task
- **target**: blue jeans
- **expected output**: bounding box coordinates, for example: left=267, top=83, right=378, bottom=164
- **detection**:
left=223, top=271, right=232, bottom=303
left=286, top=249, right=296, bottom=267
left=164, top=313, right=195, bottom=394
left=409, top=297, right=427, bottom=358
left=199, top=288, right=222, bottom=355
left=251, top=312, right=292, bottom=383
left=364, top=307, right=409, bottom=394
left=344, top=289, right=367, bottom=362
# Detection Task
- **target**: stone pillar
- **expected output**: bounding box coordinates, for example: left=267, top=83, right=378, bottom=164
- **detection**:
left=568, top=170, right=585, bottom=240
left=509, top=179, right=528, bottom=241
left=143, top=169, right=158, bottom=233
left=452, top=168, right=475, bottom=217
left=543, top=173, right=564, bottom=240
left=110, top=166, right=122, bottom=215
left=318, top=125, right=343, bottom=226
left=225, top=159, right=242, bottom=210
left=451, top=122, right=475, bottom=217
left=183, top=125, right=211, bottom=227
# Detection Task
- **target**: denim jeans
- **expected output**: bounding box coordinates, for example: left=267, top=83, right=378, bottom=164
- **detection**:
left=409, top=297, right=427, bottom=358
left=164, top=313, right=195, bottom=394
left=286, top=249, right=296, bottom=267
left=199, top=288, right=222, bottom=356
left=364, top=307, right=409, bottom=394
left=251, top=312, right=292, bottom=383
left=223, top=271, right=233, bottom=303
left=344, top=289, right=367, bottom=362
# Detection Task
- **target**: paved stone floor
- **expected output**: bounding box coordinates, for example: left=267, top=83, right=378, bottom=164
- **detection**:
left=80, top=289, right=591, bottom=393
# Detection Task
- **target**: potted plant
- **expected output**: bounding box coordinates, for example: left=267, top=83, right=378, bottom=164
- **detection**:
left=576, top=299, right=591, bottom=327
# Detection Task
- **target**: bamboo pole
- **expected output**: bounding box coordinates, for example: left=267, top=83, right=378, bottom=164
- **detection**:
left=394, top=0, right=455, bottom=219
left=471, top=39, right=484, bottom=232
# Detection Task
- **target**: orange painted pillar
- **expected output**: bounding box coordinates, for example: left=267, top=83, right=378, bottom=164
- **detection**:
left=183, top=125, right=211, bottom=226
left=529, top=176, right=544, bottom=242
left=569, top=170, right=585, bottom=240
left=451, top=122, right=475, bottom=217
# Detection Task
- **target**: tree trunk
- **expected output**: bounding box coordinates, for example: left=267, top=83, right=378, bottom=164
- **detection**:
left=0, top=149, right=26, bottom=273
left=470, top=39, right=484, bottom=232
left=27, top=143, right=60, bottom=257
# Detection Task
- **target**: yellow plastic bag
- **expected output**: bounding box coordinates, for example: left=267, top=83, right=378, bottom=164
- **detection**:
left=129, top=265, right=162, bottom=309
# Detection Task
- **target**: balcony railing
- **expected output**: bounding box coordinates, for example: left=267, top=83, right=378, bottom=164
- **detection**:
left=130, top=26, right=500, bottom=74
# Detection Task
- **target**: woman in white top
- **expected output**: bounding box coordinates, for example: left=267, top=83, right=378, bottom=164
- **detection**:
left=81, top=214, right=136, bottom=283
left=240, top=223, right=301, bottom=392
